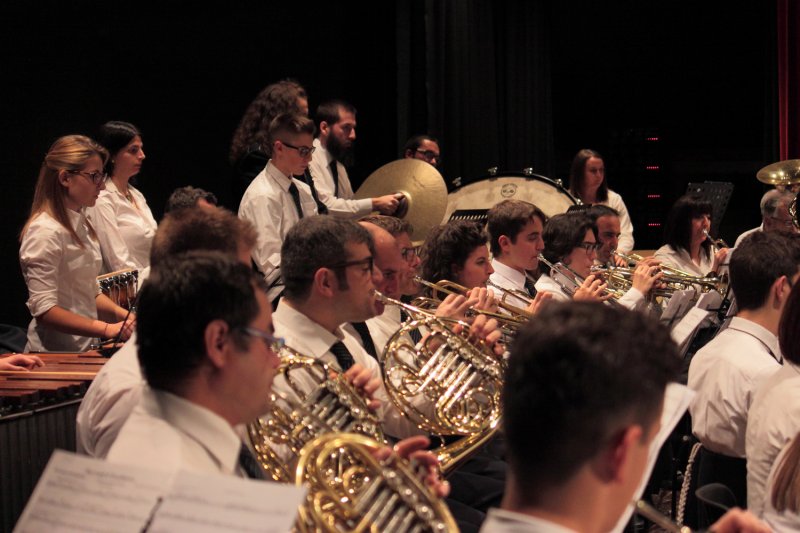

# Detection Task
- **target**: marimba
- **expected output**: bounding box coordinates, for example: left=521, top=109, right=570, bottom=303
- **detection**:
left=0, top=352, right=107, bottom=532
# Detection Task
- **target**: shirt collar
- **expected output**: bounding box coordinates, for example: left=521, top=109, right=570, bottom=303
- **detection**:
left=728, top=316, right=782, bottom=363
left=151, top=388, right=242, bottom=475
left=313, top=138, right=334, bottom=166
left=491, top=258, right=527, bottom=289
left=485, top=508, right=579, bottom=533
left=273, top=299, right=345, bottom=357
left=264, top=161, right=293, bottom=192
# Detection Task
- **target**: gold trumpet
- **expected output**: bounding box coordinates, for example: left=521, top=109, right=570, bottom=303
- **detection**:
left=374, top=290, right=504, bottom=473
left=536, top=254, right=626, bottom=305
left=413, top=276, right=531, bottom=327
left=610, top=251, right=728, bottom=296
left=247, top=346, right=385, bottom=482
left=294, top=432, right=457, bottom=533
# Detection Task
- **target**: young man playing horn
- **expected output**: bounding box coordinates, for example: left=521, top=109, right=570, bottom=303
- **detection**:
left=487, top=301, right=768, bottom=533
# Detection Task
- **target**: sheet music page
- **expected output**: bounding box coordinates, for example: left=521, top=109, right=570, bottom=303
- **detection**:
left=147, top=470, right=305, bottom=533
left=610, top=383, right=695, bottom=532
left=14, top=450, right=170, bottom=533
left=670, top=306, right=711, bottom=347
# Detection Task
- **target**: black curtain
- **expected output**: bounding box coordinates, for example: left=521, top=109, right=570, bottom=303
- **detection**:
left=396, top=0, right=554, bottom=188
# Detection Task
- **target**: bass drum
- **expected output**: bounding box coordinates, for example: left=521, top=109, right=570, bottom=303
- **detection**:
left=445, top=171, right=578, bottom=221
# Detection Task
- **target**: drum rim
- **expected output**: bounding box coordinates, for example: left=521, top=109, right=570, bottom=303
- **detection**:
left=449, top=171, right=578, bottom=204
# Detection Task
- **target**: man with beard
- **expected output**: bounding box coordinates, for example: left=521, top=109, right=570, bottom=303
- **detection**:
left=309, top=100, right=400, bottom=217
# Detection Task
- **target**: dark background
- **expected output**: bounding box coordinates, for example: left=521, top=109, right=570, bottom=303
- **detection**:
left=0, top=1, right=777, bottom=329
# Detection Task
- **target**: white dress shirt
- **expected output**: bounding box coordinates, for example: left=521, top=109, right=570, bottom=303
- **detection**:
left=688, top=317, right=782, bottom=458
left=746, top=360, right=800, bottom=516
left=653, top=244, right=714, bottom=277
left=272, top=300, right=423, bottom=440
left=601, top=190, right=635, bottom=253
left=238, top=161, right=318, bottom=301
left=19, top=210, right=103, bottom=352
left=734, top=225, right=762, bottom=247
left=308, top=138, right=372, bottom=218
left=76, top=332, right=143, bottom=458
left=763, top=438, right=800, bottom=530
left=533, top=273, right=571, bottom=302
left=480, top=508, right=578, bottom=533
left=89, top=181, right=157, bottom=272
left=489, top=259, right=536, bottom=309
left=365, top=305, right=412, bottom=360
left=107, top=386, right=248, bottom=478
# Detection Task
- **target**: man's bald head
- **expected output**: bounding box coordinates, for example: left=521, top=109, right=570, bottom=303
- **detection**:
left=360, top=222, right=406, bottom=299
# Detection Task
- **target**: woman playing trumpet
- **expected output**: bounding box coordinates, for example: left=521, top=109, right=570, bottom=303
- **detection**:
left=536, top=213, right=662, bottom=310
left=654, top=194, right=729, bottom=277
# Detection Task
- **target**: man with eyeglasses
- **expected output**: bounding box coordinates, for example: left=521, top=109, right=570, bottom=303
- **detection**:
left=734, top=189, right=799, bottom=247
left=308, top=99, right=401, bottom=218
left=403, top=134, right=441, bottom=169
left=107, top=251, right=282, bottom=479
left=239, top=113, right=319, bottom=305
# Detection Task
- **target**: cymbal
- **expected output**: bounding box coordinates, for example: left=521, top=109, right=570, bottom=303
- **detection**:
left=355, top=159, right=447, bottom=244
left=756, top=159, right=800, bottom=185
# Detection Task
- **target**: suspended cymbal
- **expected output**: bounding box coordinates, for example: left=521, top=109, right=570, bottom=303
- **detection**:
left=756, top=159, right=800, bottom=186
left=355, top=159, right=447, bottom=244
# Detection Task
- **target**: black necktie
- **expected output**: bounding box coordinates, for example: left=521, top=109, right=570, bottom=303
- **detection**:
left=524, top=276, right=537, bottom=297
left=329, top=340, right=355, bottom=371
left=287, top=182, right=304, bottom=219
left=400, top=310, right=423, bottom=344
left=351, top=321, right=378, bottom=360
left=238, top=443, right=265, bottom=480
left=330, top=161, right=340, bottom=197
left=301, top=169, right=328, bottom=215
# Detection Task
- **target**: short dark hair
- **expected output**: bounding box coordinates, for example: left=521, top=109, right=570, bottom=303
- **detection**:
left=569, top=148, right=608, bottom=203
left=315, top=99, right=357, bottom=131
left=504, top=302, right=680, bottom=502
left=137, top=251, right=265, bottom=392
left=729, top=231, right=800, bottom=311
left=358, top=214, right=413, bottom=237
left=281, top=216, right=373, bottom=302
left=402, top=134, right=439, bottom=156
left=541, top=212, right=596, bottom=270
left=150, top=207, right=257, bottom=268
left=761, top=189, right=797, bottom=217
left=164, top=186, right=218, bottom=214
left=585, top=204, right=619, bottom=223
left=780, top=282, right=800, bottom=365
left=420, top=220, right=488, bottom=284
left=663, top=194, right=713, bottom=256
left=97, top=121, right=141, bottom=175
left=268, top=113, right=316, bottom=146
left=487, top=199, right=547, bottom=256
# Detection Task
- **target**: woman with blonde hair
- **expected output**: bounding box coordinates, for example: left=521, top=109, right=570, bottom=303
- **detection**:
left=19, top=135, right=134, bottom=352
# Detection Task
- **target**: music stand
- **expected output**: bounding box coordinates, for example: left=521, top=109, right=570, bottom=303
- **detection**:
left=686, top=182, right=734, bottom=237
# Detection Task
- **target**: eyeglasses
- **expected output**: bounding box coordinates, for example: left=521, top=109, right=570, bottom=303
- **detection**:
left=578, top=242, right=602, bottom=253
left=329, top=257, right=374, bottom=273
left=242, top=326, right=285, bottom=353
left=281, top=141, right=316, bottom=158
left=69, top=170, right=107, bottom=184
left=415, top=149, right=440, bottom=163
left=401, top=247, right=418, bottom=262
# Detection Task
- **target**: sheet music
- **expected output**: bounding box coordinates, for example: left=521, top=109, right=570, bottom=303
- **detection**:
left=670, top=307, right=712, bottom=349
left=610, top=383, right=695, bottom=533
left=14, top=451, right=306, bottom=533
left=14, top=450, right=169, bottom=533
left=148, top=470, right=304, bottom=533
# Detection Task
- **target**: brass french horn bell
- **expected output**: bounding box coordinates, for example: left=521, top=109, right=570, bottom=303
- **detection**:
left=756, top=159, right=800, bottom=187
left=355, top=159, right=448, bottom=245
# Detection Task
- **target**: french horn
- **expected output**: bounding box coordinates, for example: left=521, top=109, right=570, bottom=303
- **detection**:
left=374, top=290, right=504, bottom=473
left=294, top=432, right=457, bottom=533
left=247, top=346, right=385, bottom=482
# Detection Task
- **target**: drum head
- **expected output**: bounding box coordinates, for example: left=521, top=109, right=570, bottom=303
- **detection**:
left=445, top=174, right=577, bottom=220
